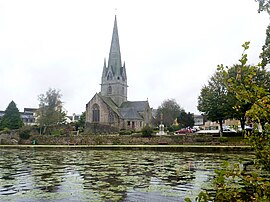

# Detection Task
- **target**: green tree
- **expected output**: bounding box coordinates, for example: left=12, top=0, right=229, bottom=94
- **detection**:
left=256, top=0, right=270, bottom=14
left=197, top=71, right=233, bottom=136
left=260, top=24, right=270, bottom=67
left=209, top=42, right=270, bottom=200
left=0, top=101, right=23, bottom=130
left=220, top=42, right=270, bottom=126
left=75, top=111, right=86, bottom=131
left=36, top=88, right=66, bottom=133
left=177, top=111, right=194, bottom=128
left=156, top=99, right=182, bottom=127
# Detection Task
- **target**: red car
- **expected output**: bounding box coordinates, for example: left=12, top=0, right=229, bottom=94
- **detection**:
left=175, top=128, right=193, bottom=134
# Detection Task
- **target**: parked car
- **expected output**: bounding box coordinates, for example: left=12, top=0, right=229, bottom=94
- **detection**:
left=175, top=128, right=193, bottom=134
left=238, top=125, right=253, bottom=132
left=222, top=127, right=237, bottom=133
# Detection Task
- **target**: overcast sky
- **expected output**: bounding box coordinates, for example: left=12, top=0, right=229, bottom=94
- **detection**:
left=0, top=0, right=269, bottom=115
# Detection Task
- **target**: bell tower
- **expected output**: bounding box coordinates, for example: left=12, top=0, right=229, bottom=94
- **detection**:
left=101, top=16, right=127, bottom=106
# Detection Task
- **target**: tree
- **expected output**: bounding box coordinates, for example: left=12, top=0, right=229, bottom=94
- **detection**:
left=219, top=42, right=270, bottom=126
left=36, top=88, right=66, bottom=133
left=177, top=111, right=194, bottom=128
left=156, top=99, right=182, bottom=127
left=260, top=24, right=270, bottom=67
left=197, top=71, right=233, bottom=136
left=256, top=0, right=270, bottom=14
left=75, top=111, right=86, bottom=131
left=0, top=101, right=23, bottom=130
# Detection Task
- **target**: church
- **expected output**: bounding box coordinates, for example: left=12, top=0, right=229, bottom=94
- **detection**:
left=85, top=16, right=152, bottom=132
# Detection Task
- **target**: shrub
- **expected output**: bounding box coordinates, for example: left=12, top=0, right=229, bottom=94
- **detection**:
left=119, top=130, right=133, bottom=135
left=141, top=125, right=153, bottom=137
left=219, top=137, right=228, bottom=143
left=19, top=126, right=32, bottom=139
left=1, top=127, right=10, bottom=134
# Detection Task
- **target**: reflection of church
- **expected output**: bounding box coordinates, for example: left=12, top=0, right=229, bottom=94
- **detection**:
left=85, top=16, right=152, bottom=132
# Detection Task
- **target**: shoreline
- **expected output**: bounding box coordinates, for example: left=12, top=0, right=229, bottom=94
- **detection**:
left=0, top=144, right=253, bottom=152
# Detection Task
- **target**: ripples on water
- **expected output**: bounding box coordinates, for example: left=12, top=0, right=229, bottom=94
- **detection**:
left=0, top=148, right=254, bottom=201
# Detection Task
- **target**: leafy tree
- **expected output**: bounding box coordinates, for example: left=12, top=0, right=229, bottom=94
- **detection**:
left=219, top=42, right=270, bottom=126
left=256, top=0, right=270, bottom=14
left=0, top=101, right=23, bottom=130
left=75, top=111, right=86, bottom=131
left=197, top=71, right=233, bottom=136
left=156, top=99, right=182, bottom=127
left=189, top=42, right=270, bottom=202
left=260, top=24, right=270, bottom=67
left=177, top=111, right=194, bottom=128
left=36, top=88, right=66, bottom=133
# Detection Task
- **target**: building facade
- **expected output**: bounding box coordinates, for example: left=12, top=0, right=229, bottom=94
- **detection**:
left=86, top=16, right=152, bottom=132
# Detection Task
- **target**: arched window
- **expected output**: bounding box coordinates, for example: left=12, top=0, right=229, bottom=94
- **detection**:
left=108, top=111, right=114, bottom=123
left=122, top=87, right=124, bottom=94
left=92, top=104, right=100, bottom=122
left=108, top=86, right=112, bottom=94
left=107, top=72, right=112, bottom=80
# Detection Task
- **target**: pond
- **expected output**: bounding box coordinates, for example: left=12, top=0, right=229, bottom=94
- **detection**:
left=0, top=148, right=254, bottom=202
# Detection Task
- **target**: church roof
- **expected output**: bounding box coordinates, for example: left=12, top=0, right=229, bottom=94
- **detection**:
left=119, top=107, right=143, bottom=120
left=120, top=101, right=149, bottom=112
left=119, top=101, right=149, bottom=120
left=98, top=94, right=121, bottom=117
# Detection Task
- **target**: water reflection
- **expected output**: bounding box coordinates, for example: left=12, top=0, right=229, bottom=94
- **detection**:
left=0, top=149, right=254, bottom=201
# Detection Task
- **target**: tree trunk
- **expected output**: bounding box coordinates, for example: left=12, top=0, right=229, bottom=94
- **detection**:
left=219, top=120, right=223, bottom=137
left=240, top=116, right=246, bottom=138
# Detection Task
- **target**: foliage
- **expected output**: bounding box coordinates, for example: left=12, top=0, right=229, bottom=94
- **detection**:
left=141, top=125, right=153, bottom=137
left=167, top=124, right=180, bottom=132
left=218, top=42, right=270, bottom=126
left=213, top=162, right=270, bottom=201
left=119, top=129, right=133, bottom=135
left=156, top=99, right=183, bottom=127
left=1, top=127, right=10, bottom=134
left=0, top=101, right=23, bottom=130
left=256, top=0, right=270, bottom=14
left=247, top=124, right=270, bottom=171
left=18, top=125, right=32, bottom=139
left=218, top=136, right=228, bottom=143
left=177, top=111, right=194, bottom=128
left=75, top=111, right=85, bottom=131
left=197, top=71, right=233, bottom=136
left=36, top=88, right=66, bottom=131
left=192, top=42, right=270, bottom=201
left=260, top=24, right=270, bottom=67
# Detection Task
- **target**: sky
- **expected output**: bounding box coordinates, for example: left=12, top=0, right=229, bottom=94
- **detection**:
left=0, top=0, right=269, bottom=115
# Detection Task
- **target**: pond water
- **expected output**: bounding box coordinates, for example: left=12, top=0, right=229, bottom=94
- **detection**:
left=0, top=148, right=254, bottom=202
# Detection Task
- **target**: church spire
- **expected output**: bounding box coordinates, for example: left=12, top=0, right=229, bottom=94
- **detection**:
left=108, top=15, right=122, bottom=76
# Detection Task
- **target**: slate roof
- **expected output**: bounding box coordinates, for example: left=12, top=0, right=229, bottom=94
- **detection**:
left=119, top=101, right=148, bottom=120
left=97, top=94, right=149, bottom=121
left=98, top=94, right=121, bottom=117
left=119, top=107, right=143, bottom=120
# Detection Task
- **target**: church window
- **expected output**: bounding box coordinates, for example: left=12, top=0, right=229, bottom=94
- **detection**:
left=117, top=76, right=120, bottom=80
left=107, top=72, right=112, bottom=80
left=92, top=104, right=100, bottom=122
left=108, top=86, right=112, bottom=94
left=108, top=111, right=114, bottom=123
left=127, top=121, right=130, bottom=126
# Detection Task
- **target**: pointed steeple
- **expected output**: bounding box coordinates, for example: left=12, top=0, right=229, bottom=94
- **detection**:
left=102, top=58, right=107, bottom=81
left=108, top=15, right=122, bottom=76
left=101, top=15, right=128, bottom=107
